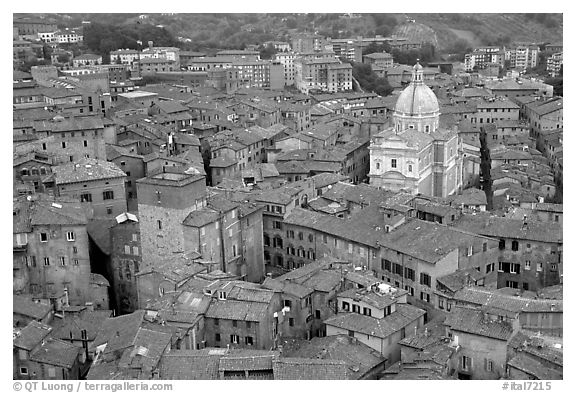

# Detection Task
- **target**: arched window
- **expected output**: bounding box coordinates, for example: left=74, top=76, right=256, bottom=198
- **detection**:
left=308, top=234, right=314, bottom=243
left=31, top=168, right=39, bottom=176
left=20, top=168, right=29, bottom=176
left=298, top=232, right=304, bottom=241
left=308, top=249, right=315, bottom=260
left=264, top=234, right=270, bottom=247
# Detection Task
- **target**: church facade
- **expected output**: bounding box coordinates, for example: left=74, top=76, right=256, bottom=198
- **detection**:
left=369, top=63, right=463, bottom=197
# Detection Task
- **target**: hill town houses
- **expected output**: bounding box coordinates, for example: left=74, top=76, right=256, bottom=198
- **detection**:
left=13, top=15, right=562, bottom=381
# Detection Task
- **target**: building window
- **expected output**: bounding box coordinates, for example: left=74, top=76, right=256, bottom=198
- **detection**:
left=103, top=190, right=114, bottom=200
left=342, top=301, right=350, bottom=311
left=525, top=260, right=531, bottom=270
left=499, top=239, right=505, bottom=250
left=461, top=355, right=470, bottom=370
left=482, top=243, right=487, bottom=252
left=157, top=220, right=162, bottom=230
left=382, top=259, right=391, bottom=271
left=439, top=298, right=444, bottom=309
left=348, top=330, right=354, bottom=337
left=132, top=246, right=139, bottom=256
left=352, top=304, right=360, bottom=313
left=245, top=336, right=253, bottom=345
left=66, top=231, right=75, bottom=241
left=219, top=291, right=227, bottom=300
left=551, top=263, right=557, bottom=271
left=391, top=159, right=397, bottom=168
left=362, top=307, right=371, bottom=316
left=80, top=193, right=92, bottom=202
left=230, top=334, right=239, bottom=344
left=308, top=234, right=314, bottom=242
left=60, top=256, right=66, bottom=266
left=19, top=367, right=28, bottom=376
left=289, top=318, right=294, bottom=327
left=215, top=333, right=220, bottom=341
left=44, top=257, right=50, bottom=266
left=40, top=232, right=48, bottom=242
left=106, top=206, right=113, bottom=215
left=315, top=310, right=321, bottom=319
left=420, top=273, right=431, bottom=287
left=232, top=320, right=237, bottom=327
left=486, top=359, right=493, bottom=372
left=74, top=259, right=79, bottom=265
left=83, top=140, right=88, bottom=147
left=408, top=164, right=413, bottom=172
left=511, top=240, right=519, bottom=251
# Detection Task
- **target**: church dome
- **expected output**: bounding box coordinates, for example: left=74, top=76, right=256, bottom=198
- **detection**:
left=394, top=63, right=439, bottom=116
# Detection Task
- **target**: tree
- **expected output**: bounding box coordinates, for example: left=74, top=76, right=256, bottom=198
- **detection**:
left=286, top=18, right=298, bottom=29
left=57, top=53, right=70, bottom=64
left=259, top=44, right=277, bottom=60
left=479, top=127, right=494, bottom=210
left=544, top=77, right=563, bottom=96
left=352, top=63, right=393, bottom=96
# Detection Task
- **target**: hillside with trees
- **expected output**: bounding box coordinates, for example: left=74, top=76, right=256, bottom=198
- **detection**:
left=24, top=13, right=562, bottom=59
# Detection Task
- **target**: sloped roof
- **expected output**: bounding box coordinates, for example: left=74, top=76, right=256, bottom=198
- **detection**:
left=160, top=351, right=221, bottom=379
left=92, top=310, right=145, bottom=352
left=507, top=352, right=562, bottom=380
left=272, top=358, right=349, bottom=380
left=51, top=310, right=112, bottom=342
left=281, top=335, right=385, bottom=379
left=51, top=117, right=104, bottom=132
left=378, top=219, right=487, bottom=263
left=29, top=338, right=81, bottom=368
left=182, top=209, right=220, bottom=228
left=53, top=158, right=126, bottom=185
left=261, top=277, right=313, bottom=299
left=444, top=306, right=514, bottom=341
left=453, top=287, right=562, bottom=313
left=13, top=295, right=52, bottom=321
left=13, top=321, right=52, bottom=351
left=205, top=299, right=269, bottom=322
left=13, top=195, right=88, bottom=229
left=324, top=304, right=425, bottom=339
left=452, top=214, right=562, bottom=243
left=155, top=100, right=189, bottom=114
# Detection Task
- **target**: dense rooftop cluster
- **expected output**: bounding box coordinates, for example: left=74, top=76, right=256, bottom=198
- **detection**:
left=12, top=14, right=562, bottom=381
